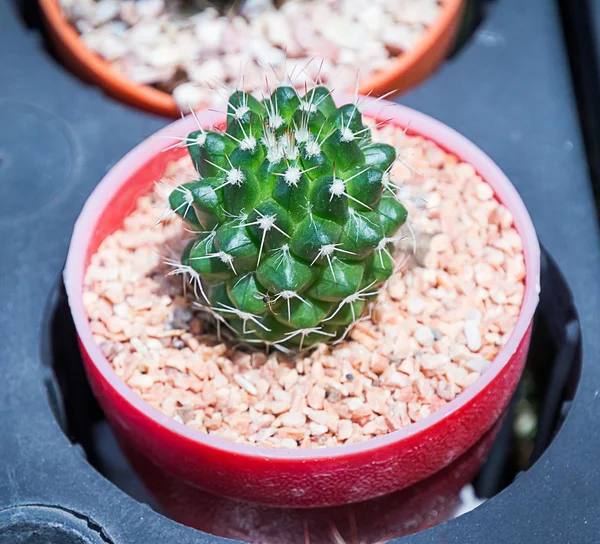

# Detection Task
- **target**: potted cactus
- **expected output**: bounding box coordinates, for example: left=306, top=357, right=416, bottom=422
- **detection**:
left=167, top=86, right=407, bottom=351
left=65, top=79, right=540, bottom=508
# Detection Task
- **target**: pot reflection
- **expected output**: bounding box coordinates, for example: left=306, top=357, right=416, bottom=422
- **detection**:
left=120, top=418, right=500, bottom=543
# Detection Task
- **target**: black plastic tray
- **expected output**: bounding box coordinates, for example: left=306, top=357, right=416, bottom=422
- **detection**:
left=1, top=0, right=600, bottom=542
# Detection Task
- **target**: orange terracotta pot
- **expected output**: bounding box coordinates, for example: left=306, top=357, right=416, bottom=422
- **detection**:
left=39, top=0, right=466, bottom=117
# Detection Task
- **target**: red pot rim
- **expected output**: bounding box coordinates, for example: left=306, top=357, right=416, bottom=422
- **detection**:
left=64, top=95, right=541, bottom=460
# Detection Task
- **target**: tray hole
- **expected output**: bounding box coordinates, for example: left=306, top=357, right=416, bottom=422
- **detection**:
left=44, top=249, right=581, bottom=542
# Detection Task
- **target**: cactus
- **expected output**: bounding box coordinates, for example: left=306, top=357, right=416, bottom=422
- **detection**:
left=167, top=85, right=407, bottom=351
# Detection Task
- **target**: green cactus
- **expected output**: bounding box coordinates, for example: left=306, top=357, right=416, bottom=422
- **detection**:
left=168, top=85, right=407, bottom=351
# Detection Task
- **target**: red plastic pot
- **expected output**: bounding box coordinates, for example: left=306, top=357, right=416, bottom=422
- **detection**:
left=64, top=95, right=540, bottom=508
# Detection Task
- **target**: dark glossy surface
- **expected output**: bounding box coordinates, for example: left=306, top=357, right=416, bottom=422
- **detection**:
left=116, top=421, right=501, bottom=543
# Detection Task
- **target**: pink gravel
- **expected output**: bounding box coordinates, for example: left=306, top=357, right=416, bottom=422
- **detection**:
left=83, top=122, right=526, bottom=449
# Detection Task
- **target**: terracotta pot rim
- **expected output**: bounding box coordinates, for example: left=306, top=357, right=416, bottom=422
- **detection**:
left=39, top=0, right=465, bottom=117
left=64, top=94, right=541, bottom=460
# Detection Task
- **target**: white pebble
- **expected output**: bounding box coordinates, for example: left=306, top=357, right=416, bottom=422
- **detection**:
left=347, top=398, right=364, bottom=411
left=464, top=322, right=482, bottom=352
left=172, top=82, right=205, bottom=110
left=467, top=308, right=482, bottom=323
left=490, top=290, right=508, bottom=304
left=381, top=24, right=422, bottom=53
left=252, top=428, right=276, bottom=442
left=338, top=49, right=357, bottom=64
left=264, top=11, right=291, bottom=48
left=194, top=17, right=225, bottom=50
left=385, top=371, right=409, bottom=388
left=128, top=21, right=162, bottom=45
left=147, top=44, right=180, bottom=68
left=84, top=33, right=128, bottom=62
left=126, top=65, right=167, bottom=85
left=304, top=408, right=329, bottom=426
left=420, top=354, right=450, bottom=370
left=234, top=374, right=258, bottom=396
left=146, top=338, right=164, bottom=351
left=414, top=326, right=435, bottom=347
left=281, top=411, right=306, bottom=428
left=187, top=59, right=226, bottom=85
left=322, top=16, right=364, bottom=49
left=309, top=422, right=328, bottom=436
left=394, top=0, right=440, bottom=25
left=475, top=182, right=494, bottom=201
left=337, top=420, right=353, bottom=441
left=465, top=359, right=491, bottom=373
left=83, top=292, right=99, bottom=306
left=272, top=389, right=291, bottom=403
left=362, top=6, right=385, bottom=33
left=130, top=337, right=147, bottom=355
left=112, top=302, right=129, bottom=319
left=135, top=0, right=164, bottom=19
left=240, top=0, right=272, bottom=17
left=128, top=372, right=154, bottom=389
left=406, top=297, right=426, bottom=314
left=389, top=275, right=406, bottom=300
left=92, top=0, right=119, bottom=25
left=247, top=37, right=286, bottom=65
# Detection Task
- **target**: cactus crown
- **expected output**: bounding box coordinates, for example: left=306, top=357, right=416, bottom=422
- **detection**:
left=168, top=84, right=407, bottom=351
